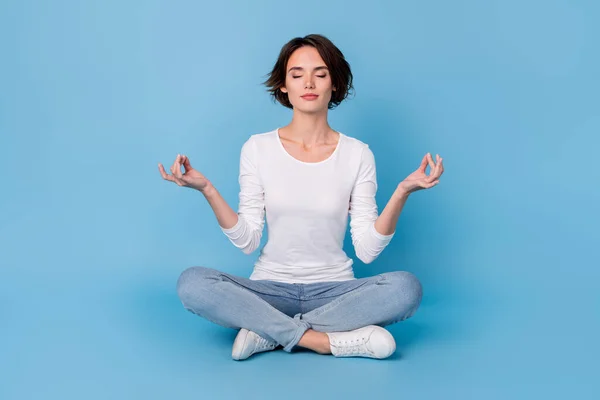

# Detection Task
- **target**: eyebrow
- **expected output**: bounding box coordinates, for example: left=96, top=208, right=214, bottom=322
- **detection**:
left=287, top=66, right=329, bottom=73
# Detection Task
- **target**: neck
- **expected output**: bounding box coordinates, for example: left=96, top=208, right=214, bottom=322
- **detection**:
left=282, top=109, right=334, bottom=146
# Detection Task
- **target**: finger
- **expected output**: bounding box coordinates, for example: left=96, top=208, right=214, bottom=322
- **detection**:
left=170, top=156, right=178, bottom=175
left=432, top=155, right=444, bottom=178
left=437, top=157, right=444, bottom=177
left=158, top=163, right=167, bottom=177
left=181, top=155, right=193, bottom=172
left=432, top=154, right=442, bottom=178
left=180, top=154, right=192, bottom=173
left=158, top=163, right=175, bottom=182
left=426, top=164, right=439, bottom=181
left=170, top=156, right=184, bottom=185
left=422, top=179, right=439, bottom=188
left=418, top=154, right=428, bottom=172
left=418, top=178, right=432, bottom=188
left=426, top=156, right=440, bottom=181
left=427, top=153, right=436, bottom=175
left=173, top=154, right=183, bottom=179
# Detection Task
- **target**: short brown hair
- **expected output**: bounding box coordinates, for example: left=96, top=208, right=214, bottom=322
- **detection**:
left=262, top=34, right=354, bottom=110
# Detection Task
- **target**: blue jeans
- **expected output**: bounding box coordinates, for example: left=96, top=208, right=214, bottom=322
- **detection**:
left=176, top=266, right=423, bottom=352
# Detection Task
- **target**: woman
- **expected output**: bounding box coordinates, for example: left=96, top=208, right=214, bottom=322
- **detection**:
left=158, top=34, right=444, bottom=361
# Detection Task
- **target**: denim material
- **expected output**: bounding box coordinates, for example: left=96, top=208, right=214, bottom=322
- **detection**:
left=176, top=266, right=423, bottom=352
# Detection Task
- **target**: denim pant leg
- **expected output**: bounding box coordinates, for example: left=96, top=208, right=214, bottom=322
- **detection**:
left=176, top=266, right=310, bottom=352
left=298, top=271, right=423, bottom=333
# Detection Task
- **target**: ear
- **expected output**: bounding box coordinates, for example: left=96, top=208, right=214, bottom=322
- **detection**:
left=332, top=86, right=337, bottom=91
left=280, top=87, right=287, bottom=94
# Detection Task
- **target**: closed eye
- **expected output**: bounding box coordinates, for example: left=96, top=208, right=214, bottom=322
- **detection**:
left=292, top=75, right=327, bottom=79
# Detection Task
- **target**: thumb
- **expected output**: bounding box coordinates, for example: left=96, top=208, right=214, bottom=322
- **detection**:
left=181, top=155, right=193, bottom=171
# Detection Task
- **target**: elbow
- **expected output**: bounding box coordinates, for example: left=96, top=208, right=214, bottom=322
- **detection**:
left=352, top=223, right=392, bottom=264
left=239, top=231, right=262, bottom=255
left=241, top=241, right=258, bottom=255
left=355, top=249, right=377, bottom=264
left=224, top=214, right=263, bottom=255
left=358, top=256, right=373, bottom=264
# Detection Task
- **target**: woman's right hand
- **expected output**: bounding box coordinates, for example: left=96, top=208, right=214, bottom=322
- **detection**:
left=158, top=154, right=212, bottom=193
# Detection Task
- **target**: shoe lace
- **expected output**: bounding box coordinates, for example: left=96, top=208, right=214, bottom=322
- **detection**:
left=334, top=336, right=369, bottom=356
left=255, top=335, right=277, bottom=350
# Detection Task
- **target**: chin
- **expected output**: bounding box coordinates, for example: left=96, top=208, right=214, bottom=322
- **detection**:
left=292, top=102, right=328, bottom=114
left=294, top=106, right=328, bottom=114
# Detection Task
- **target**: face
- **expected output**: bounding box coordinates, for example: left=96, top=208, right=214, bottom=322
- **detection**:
left=280, top=46, right=336, bottom=113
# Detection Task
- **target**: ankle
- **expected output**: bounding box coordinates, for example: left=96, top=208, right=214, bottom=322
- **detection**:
left=313, top=335, right=332, bottom=355
left=298, top=329, right=332, bottom=354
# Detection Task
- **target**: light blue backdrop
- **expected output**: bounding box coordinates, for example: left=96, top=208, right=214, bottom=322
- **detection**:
left=1, top=0, right=598, bottom=399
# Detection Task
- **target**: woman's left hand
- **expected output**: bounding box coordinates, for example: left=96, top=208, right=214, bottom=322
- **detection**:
left=396, top=153, right=444, bottom=196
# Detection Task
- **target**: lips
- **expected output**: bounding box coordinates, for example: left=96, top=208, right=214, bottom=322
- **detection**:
left=301, top=94, right=319, bottom=100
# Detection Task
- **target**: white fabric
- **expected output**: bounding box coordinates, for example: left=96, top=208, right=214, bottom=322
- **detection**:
left=220, top=128, right=395, bottom=284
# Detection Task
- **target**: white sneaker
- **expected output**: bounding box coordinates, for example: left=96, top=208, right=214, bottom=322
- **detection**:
left=326, top=325, right=396, bottom=359
left=231, top=328, right=278, bottom=360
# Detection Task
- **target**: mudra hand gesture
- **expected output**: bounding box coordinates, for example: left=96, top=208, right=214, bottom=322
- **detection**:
left=397, top=153, right=444, bottom=195
left=158, top=154, right=212, bottom=193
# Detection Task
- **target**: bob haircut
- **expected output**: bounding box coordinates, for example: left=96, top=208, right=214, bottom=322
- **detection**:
left=263, top=34, right=354, bottom=110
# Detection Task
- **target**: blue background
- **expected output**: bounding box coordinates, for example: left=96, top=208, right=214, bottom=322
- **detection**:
left=1, top=0, right=598, bottom=399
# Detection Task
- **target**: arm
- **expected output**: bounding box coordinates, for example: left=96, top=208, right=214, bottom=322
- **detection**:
left=373, top=189, right=409, bottom=236
left=361, top=151, right=445, bottom=247
left=349, top=145, right=395, bottom=264
left=158, top=141, right=265, bottom=255
left=201, top=185, right=239, bottom=233
left=159, top=154, right=240, bottom=230
left=217, top=137, right=266, bottom=254
left=375, top=152, right=444, bottom=235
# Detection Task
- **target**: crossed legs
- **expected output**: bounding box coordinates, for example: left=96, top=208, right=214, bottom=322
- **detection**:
left=176, top=266, right=423, bottom=353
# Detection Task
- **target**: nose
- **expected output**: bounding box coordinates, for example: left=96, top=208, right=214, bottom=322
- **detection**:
left=304, top=76, right=315, bottom=89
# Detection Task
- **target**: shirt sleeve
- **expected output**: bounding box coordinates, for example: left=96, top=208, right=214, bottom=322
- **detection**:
left=219, top=136, right=266, bottom=254
left=349, top=144, right=395, bottom=264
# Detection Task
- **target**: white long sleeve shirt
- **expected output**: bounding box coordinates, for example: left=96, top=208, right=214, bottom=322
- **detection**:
left=220, top=128, right=395, bottom=284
